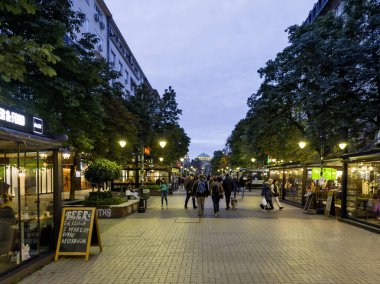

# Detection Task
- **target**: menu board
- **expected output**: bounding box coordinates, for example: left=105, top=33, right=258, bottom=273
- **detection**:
left=324, top=191, right=335, bottom=217
left=55, top=207, right=102, bottom=261
left=304, top=193, right=314, bottom=212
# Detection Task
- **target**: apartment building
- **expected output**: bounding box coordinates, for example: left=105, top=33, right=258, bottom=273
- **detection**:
left=71, top=0, right=151, bottom=95
left=304, top=0, right=345, bottom=24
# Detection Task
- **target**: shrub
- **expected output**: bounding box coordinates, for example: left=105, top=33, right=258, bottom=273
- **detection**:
left=83, top=191, right=124, bottom=206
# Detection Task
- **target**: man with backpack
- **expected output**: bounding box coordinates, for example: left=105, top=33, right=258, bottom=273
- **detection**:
left=192, top=175, right=209, bottom=217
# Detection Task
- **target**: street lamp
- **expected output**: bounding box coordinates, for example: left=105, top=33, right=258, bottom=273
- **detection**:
left=119, top=140, right=126, bottom=148
left=159, top=140, right=167, bottom=148
left=62, top=148, right=71, bottom=160
left=298, top=141, right=307, bottom=149
left=159, top=157, right=164, bottom=162
left=251, top=158, right=256, bottom=163
left=338, top=142, right=347, bottom=150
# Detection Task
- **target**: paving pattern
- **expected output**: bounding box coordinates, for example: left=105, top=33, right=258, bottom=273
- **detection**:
left=20, top=191, right=380, bottom=284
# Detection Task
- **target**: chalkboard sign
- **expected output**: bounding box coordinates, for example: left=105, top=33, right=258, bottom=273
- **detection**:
left=55, top=207, right=102, bottom=261
left=303, top=193, right=314, bottom=213
left=324, top=191, right=335, bottom=217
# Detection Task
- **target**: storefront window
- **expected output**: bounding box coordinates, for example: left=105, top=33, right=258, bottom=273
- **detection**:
left=347, top=162, right=380, bottom=225
left=0, top=148, right=54, bottom=274
left=269, top=169, right=284, bottom=196
left=283, top=168, right=303, bottom=205
left=306, top=166, right=343, bottom=212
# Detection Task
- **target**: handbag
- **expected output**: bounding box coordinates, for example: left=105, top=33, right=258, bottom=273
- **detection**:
left=261, top=196, right=267, bottom=206
left=219, top=194, right=224, bottom=199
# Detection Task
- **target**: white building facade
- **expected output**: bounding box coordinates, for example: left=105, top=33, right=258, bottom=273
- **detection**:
left=71, top=0, right=150, bottom=95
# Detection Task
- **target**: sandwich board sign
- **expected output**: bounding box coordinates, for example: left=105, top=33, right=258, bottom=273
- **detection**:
left=55, top=207, right=102, bottom=261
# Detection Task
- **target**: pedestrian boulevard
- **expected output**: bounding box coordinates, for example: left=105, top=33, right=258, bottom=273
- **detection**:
left=20, top=191, right=380, bottom=284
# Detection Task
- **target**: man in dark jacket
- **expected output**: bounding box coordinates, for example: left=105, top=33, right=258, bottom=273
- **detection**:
left=223, top=174, right=234, bottom=210
left=184, top=175, right=197, bottom=209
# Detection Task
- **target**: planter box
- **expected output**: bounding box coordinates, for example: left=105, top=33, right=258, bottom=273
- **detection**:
left=96, top=200, right=140, bottom=219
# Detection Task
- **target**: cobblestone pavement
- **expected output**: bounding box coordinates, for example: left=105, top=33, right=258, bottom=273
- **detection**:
left=20, top=191, right=380, bottom=284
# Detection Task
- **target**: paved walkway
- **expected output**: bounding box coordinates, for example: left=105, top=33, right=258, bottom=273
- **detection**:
left=20, top=191, right=380, bottom=284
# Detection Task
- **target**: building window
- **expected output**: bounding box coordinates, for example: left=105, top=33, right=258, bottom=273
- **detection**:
left=124, top=70, right=129, bottom=84
left=85, top=0, right=90, bottom=5
left=95, top=33, right=103, bottom=52
left=94, top=5, right=103, bottom=22
left=110, top=50, right=116, bottom=68
left=83, top=18, right=89, bottom=32
left=335, top=2, right=344, bottom=17
left=118, top=61, right=123, bottom=73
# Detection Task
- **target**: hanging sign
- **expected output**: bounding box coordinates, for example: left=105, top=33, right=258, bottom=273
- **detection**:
left=311, top=168, right=337, bottom=180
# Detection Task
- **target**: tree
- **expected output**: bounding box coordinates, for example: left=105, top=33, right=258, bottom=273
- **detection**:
left=231, top=1, right=380, bottom=163
left=0, top=0, right=59, bottom=82
left=157, top=86, right=182, bottom=127
left=210, top=150, right=229, bottom=175
left=84, top=158, right=121, bottom=191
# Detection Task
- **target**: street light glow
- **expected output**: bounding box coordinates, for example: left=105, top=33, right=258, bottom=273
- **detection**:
left=251, top=158, right=256, bottom=163
left=119, top=140, right=127, bottom=148
left=159, top=140, right=167, bottom=148
left=338, top=142, right=347, bottom=150
left=298, top=141, right=306, bottom=149
left=159, top=157, right=164, bottom=162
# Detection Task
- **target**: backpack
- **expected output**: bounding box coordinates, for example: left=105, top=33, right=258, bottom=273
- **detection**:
left=196, top=181, right=206, bottom=194
left=211, top=182, right=219, bottom=196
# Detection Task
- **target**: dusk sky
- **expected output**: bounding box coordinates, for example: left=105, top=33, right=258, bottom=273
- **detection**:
left=106, top=0, right=317, bottom=159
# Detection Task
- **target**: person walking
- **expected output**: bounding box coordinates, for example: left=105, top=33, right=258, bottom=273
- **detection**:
left=239, top=176, right=246, bottom=198
left=260, top=179, right=274, bottom=210
left=272, top=179, right=284, bottom=210
left=192, top=175, right=209, bottom=217
left=222, top=174, right=234, bottom=210
left=159, top=178, right=169, bottom=209
left=232, top=176, right=239, bottom=198
left=184, top=175, right=197, bottom=209
left=210, top=176, right=223, bottom=216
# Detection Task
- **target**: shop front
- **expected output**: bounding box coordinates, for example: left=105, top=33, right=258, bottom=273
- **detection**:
left=342, top=150, right=380, bottom=229
left=0, top=105, right=63, bottom=281
left=269, top=163, right=305, bottom=206
left=304, top=159, right=343, bottom=214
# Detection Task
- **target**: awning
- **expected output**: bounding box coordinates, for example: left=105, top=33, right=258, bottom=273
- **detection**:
left=0, top=126, right=61, bottom=150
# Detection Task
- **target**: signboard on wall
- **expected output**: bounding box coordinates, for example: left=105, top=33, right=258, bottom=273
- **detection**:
left=311, top=168, right=337, bottom=180
left=0, top=104, right=45, bottom=135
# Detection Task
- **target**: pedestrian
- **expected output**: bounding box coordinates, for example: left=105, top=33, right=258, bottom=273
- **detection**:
left=232, top=176, right=239, bottom=198
left=222, top=173, right=234, bottom=210
left=184, top=175, right=197, bottom=209
left=260, top=179, right=274, bottom=210
left=210, top=176, right=223, bottom=216
left=271, top=179, right=284, bottom=210
left=192, top=174, right=209, bottom=217
left=160, top=178, right=169, bottom=209
left=239, top=176, right=246, bottom=198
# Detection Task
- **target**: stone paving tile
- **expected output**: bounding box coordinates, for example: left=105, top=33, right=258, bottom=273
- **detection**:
left=19, top=191, right=380, bottom=284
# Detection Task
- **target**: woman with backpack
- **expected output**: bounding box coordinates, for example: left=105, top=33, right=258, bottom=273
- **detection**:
left=192, top=175, right=209, bottom=217
left=210, top=176, right=223, bottom=216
